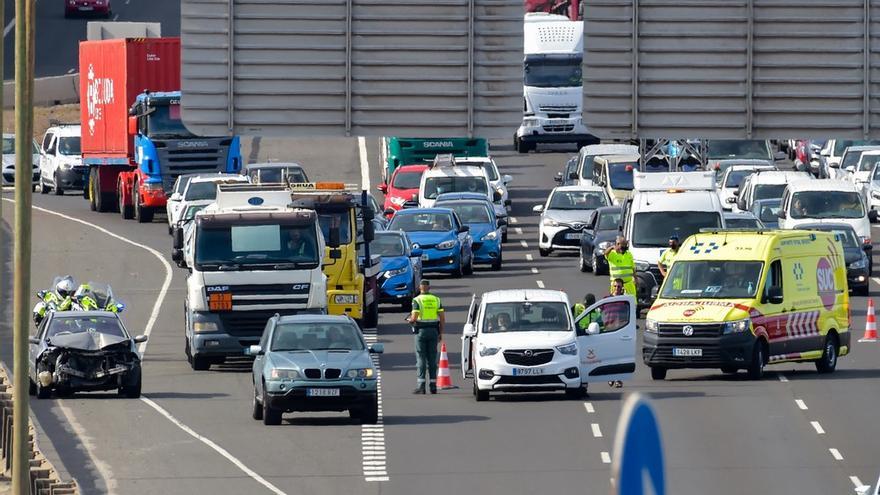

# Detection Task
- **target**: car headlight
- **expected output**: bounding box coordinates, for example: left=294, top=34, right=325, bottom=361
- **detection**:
left=872, top=191, right=880, bottom=200
left=269, top=369, right=300, bottom=380
left=645, top=319, right=659, bottom=333
left=437, top=240, right=456, bottom=250
left=390, top=196, right=407, bottom=207
left=192, top=321, right=218, bottom=333
left=482, top=231, right=498, bottom=241
left=334, top=294, right=358, bottom=305
left=523, top=118, right=540, bottom=126
left=850, top=258, right=868, bottom=269
left=346, top=368, right=375, bottom=379
left=479, top=346, right=501, bottom=357
left=598, top=241, right=613, bottom=250
left=635, top=261, right=651, bottom=272
left=722, top=318, right=751, bottom=335
left=556, top=342, right=578, bottom=355
left=59, top=162, right=72, bottom=170
left=384, top=266, right=408, bottom=278
left=543, top=218, right=560, bottom=227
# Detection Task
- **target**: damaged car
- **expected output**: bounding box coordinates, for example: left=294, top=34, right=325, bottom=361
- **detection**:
left=28, top=311, right=147, bottom=399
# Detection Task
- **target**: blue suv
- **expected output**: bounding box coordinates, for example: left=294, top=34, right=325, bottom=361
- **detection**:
left=433, top=199, right=504, bottom=270
left=364, top=231, right=423, bottom=310
left=387, top=208, right=474, bottom=277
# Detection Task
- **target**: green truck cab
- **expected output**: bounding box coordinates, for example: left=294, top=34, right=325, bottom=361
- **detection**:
left=382, top=137, right=489, bottom=184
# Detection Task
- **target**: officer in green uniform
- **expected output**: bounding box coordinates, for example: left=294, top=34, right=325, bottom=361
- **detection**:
left=406, top=280, right=445, bottom=395
left=658, top=235, right=682, bottom=291
left=572, top=293, right=602, bottom=331
left=604, top=236, right=637, bottom=295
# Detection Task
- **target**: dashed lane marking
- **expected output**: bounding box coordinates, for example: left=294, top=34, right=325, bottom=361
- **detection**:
left=849, top=476, right=870, bottom=493
left=601, top=452, right=611, bottom=464
left=777, top=373, right=789, bottom=382
left=872, top=277, right=880, bottom=286
left=536, top=280, right=545, bottom=288
left=531, top=267, right=539, bottom=274
left=591, top=423, right=603, bottom=438
left=583, top=402, right=595, bottom=414
left=829, top=448, right=844, bottom=461
left=520, top=240, right=528, bottom=248
left=526, top=254, right=533, bottom=261
left=515, top=227, right=523, bottom=235
left=811, top=421, right=825, bottom=435
left=360, top=340, right=388, bottom=482
left=795, top=399, right=808, bottom=410
left=510, top=217, right=518, bottom=224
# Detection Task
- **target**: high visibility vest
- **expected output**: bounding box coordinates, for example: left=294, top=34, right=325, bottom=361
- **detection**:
left=606, top=250, right=635, bottom=283
left=412, top=293, right=443, bottom=322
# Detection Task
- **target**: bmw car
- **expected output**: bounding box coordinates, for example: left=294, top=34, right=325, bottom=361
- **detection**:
left=534, top=185, right=611, bottom=257
left=365, top=231, right=422, bottom=310
left=387, top=207, right=474, bottom=277
left=248, top=314, right=382, bottom=425
left=432, top=198, right=504, bottom=270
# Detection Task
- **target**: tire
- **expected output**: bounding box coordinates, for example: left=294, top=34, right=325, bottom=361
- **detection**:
left=539, top=248, right=551, bottom=257
left=565, top=386, right=587, bottom=399
left=515, top=136, right=527, bottom=154
left=452, top=254, right=464, bottom=278
left=491, top=251, right=502, bottom=271
left=815, top=334, right=839, bottom=374
left=28, top=379, right=36, bottom=396
left=720, top=367, right=738, bottom=374
left=579, top=250, right=591, bottom=272
left=650, top=367, right=667, bottom=381
left=53, top=172, right=64, bottom=195
left=120, top=375, right=142, bottom=398
left=463, top=252, right=474, bottom=275
left=39, top=178, right=49, bottom=194
left=856, top=284, right=870, bottom=296
left=747, top=341, right=766, bottom=380
left=191, top=355, right=211, bottom=371
left=473, top=381, right=489, bottom=402
left=134, top=184, right=155, bottom=223
left=502, top=231, right=508, bottom=243
left=362, top=299, right=379, bottom=329
left=252, top=387, right=264, bottom=420
left=351, top=396, right=379, bottom=424
left=119, top=183, right=134, bottom=219
left=262, top=399, right=283, bottom=426
left=88, top=171, right=98, bottom=211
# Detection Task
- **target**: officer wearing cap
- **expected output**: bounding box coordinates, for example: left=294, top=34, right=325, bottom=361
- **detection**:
left=406, top=279, right=445, bottom=394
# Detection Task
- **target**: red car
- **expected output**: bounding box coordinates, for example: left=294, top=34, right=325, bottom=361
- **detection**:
left=378, top=164, right=428, bottom=217
left=65, top=0, right=112, bottom=18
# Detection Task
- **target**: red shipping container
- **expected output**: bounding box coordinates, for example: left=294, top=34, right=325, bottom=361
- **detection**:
left=80, top=37, right=181, bottom=163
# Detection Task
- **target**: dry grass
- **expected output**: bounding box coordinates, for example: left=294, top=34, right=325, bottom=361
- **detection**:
left=2, top=104, right=80, bottom=139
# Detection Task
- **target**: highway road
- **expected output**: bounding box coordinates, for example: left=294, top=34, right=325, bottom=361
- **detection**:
left=2, top=139, right=880, bottom=494
left=2, top=0, right=180, bottom=78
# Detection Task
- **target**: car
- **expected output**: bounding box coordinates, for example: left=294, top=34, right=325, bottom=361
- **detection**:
left=435, top=192, right=509, bottom=242
left=578, top=206, right=622, bottom=274
left=555, top=156, right=579, bottom=186
left=243, top=162, right=309, bottom=184
left=38, top=124, right=84, bottom=195
left=716, top=162, right=776, bottom=210
left=387, top=207, right=474, bottom=277
left=446, top=156, right=513, bottom=211
left=534, top=185, right=611, bottom=257
left=1, top=133, right=41, bottom=190
left=460, top=289, right=637, bottom=401
left=750, top=198, right=782, bottom=229
left=733, top=170, right=812, bottom=214
left=705, top=139, right=784, bottom=168
left=575, top=143, right=639, bottom=186
left=433, top=199, right=504, bottom=270
left=65, top=0, right=111, bottom=18
left=247, top=314, right=383, bottom=425
left=29, top=311, right=146, bottom=398
left=797, top=223, right=870, bottom=296
left=819, top=140, right=880, bottom=179
left=365, top=231, right=422, bottom=310
left=592, top=154, right=639, bottom=205
left=848, top=150, right=880, bottom=192
left=836, top=145, right=880, bottom=181
left=418, top=155, right=497, bottom=209
left=166, top=173, right=250, bottom=234
left=723, top=211, right=762, bottom=229
left=378, top=164, right=428, bottom=217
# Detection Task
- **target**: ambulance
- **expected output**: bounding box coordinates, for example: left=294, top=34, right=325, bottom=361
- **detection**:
left=644, top=230, right=850, bottom=380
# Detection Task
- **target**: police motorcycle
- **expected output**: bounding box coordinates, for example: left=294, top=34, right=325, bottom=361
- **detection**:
left=33, top=276, right=125, bottom=325
left=72, top=282, right=125, bottom=313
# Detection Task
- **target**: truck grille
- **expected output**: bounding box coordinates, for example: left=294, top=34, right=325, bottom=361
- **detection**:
left=657, top=323, right=723, bottom=338
left=154, top=137, right=232, bottom=188
left=543, top=124, right=575, bottom=133
left=503, top=349, right=554, bottom=366
left=217, top=310, right=276, bottom=337
left=539, top=104, right=577, bottom=113
left=207, top=284, right=312, bottom=310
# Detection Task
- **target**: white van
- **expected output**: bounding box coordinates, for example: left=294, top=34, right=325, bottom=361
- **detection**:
left=38, top=124, right=83, bottom=195
left=572, top=143, right=639, bottom=186
left=780, top=179, right=876, bottom=252
left=593, top=154, right=640, bottom=205
left=718, top=163, right=775, bottom=211
left=418, top=156, right=495, bottom=208
left=733, top=170, right=813, bottom=213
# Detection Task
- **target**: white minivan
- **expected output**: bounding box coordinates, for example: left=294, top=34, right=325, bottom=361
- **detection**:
left=461, top=289, right=636, bottom=401
left=419, top=156, right=497, bottom=208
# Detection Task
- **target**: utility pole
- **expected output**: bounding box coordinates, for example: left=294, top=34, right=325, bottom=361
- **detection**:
left=12, top=0, right=34, bottom=492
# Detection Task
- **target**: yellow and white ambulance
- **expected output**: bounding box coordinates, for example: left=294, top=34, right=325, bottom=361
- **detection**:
left=644, top=230, right=850, bottom=380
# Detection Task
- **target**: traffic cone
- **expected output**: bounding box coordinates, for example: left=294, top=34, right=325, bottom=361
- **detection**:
left=860, top=299, right=878, bottom=342
left=436, top=342, right=457, bottom=390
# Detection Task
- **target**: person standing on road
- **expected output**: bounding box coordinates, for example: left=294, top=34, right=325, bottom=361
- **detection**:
left=609, top=278, right=626, bottom=297
left=572, top=293, right=601, bottom=331
left=658, top=235, right=680, bottom=280
left=406, top=280, right=445, bottom=395
left=604, top=237, right=636, bottom=296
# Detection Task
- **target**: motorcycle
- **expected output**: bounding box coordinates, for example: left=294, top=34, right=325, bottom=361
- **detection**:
left=32, top=279, right=125, bottom=326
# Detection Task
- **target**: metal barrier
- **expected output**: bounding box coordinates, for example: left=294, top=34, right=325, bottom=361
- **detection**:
left=0, top=366, right=78, bottom=494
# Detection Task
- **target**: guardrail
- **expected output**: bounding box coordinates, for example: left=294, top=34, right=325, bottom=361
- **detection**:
left=2, top=74, right=80, bottom=109
left=0, top=365, right=77, bottom=494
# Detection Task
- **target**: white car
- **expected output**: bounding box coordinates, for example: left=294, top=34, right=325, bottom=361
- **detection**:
left=461, top=289, right=636, bottom=401
left=820, top=140, right=880, bottom=178
left=166, top=173, right=250, bottom=234
left=717, top=163, right=775, bottom=211
left=533, top=185, right=611, bottom=256
left=1, top=133, right=41, bottom=189
left=849, top=150, right=880, bottom=193
left=450, top=156, right=513, bottom=210
left=419, top=156, right=497, bottom=208
left=38, top=124, right=84, bottom=195
left=733, top=170, right=812, bottom=213
left=780, top=179, right=876, bottom=248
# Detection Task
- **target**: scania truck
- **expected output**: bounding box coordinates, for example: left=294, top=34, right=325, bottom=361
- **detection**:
left=80, top=37, right=242, bottom=222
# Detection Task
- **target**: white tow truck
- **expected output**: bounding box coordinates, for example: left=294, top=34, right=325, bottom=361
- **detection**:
left=172, top=184, right=329, bottom=371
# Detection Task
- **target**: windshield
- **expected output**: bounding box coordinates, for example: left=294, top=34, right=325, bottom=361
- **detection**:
left=754, top=200, right=782, bottom=223
left=549, top=190, right=608, bottom=210
left=804, top=227, right=859, bottom=249
left=661, top=261, right=764, bottom=299
left=57, top=137, right=81, bottom=156
left=47, top=316, right=126, bottom=339
left=524, top=56, right=582, bottom=88
left=707, top=140, right=770, bottom=160
left=753, top=184, right=787, bottom=201
left=2, top=137, right=39, bottom=155
left=392, top=170, right=423, bottom=189
left=271, top=322, right=364, bottom=352
left=147, top=103, right=196, bottom=138
left=632, top=211, right=722, bottom=247
left=859, top=154, right=880, bottom=172
left=608, top=163, right=636, bottom=190
left=833, top=140, right=880, bottom=156
left=841, top=151, right=864, bottom=170
left=596, top=210, right=621, bottom=230
left=363, top=234, right=406, bottom=257
left=725, top=217, right=759, bottom=229
left=423, top=177, right=488, bottom=199
left=482, top=301, right=571, bottom=333
left=791, top=191, right=865, bottom=219
left=446, top=203, right=491, bottom=224
left=725, top=170, right=758, bottom=188
left=389, top=212, right=454, bottom=232
left=318, top=211, right=352, bottom=245
left=248, top=167, right=307, bottom=184
left=174, top=176, right=193, bottom=195
left=184, top=204, right=207, bottom=221
left=195, top=223, right=320, bottom=270
left=185, top=181, right=219, bottom=201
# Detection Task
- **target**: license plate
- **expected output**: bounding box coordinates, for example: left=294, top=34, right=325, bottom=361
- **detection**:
left=673, top=348, right=703, bottom=357
left=306, top=388, right=340, bottom=397
left=565, top=233, right=583, bottom=240
left=421, top=254, right=429, bottom=261
left=512, top=368, right=545, bottom=376
left=547, top=119, right=567, bottom=126
left=79, top=6, right=94, bottom=10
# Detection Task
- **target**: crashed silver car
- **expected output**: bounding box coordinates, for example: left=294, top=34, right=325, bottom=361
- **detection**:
left=28, top=311, right=147, bottom=398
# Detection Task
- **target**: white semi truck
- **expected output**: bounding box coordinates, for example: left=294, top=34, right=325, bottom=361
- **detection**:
left=514, top=12, right=597, bottom=153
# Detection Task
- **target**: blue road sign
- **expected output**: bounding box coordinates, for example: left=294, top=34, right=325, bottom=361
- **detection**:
left=612, top=393, right=665, bottom=495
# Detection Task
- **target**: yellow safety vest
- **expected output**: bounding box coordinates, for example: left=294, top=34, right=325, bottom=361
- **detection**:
left=606, top=250, right=635, bottom=283
left=412, top=294, right=443, bottom=322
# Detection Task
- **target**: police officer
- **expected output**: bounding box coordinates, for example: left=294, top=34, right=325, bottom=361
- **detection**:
left=604, top=236, right=636, bottom=296
left=572, top=293, right=600, bottom=331
left=406, top=280, right=445, bottom=395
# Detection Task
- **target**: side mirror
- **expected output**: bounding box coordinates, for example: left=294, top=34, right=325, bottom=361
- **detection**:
left=411, top=247, right=423, bottom=258
left=170, top=192, right=182, bottom=202
left=554, top=172, right=564, bottom=183
left=766, top=286, right=783, bottom=305
left=246, top=345, right=263, bottom=356
left=504, top=199, right=512, bottom=207
left=28, top=337, right=40, bottom=345
left=133, top=335, right=148, bottom=344
left=463, top=323, right=477, bottom=337
left=127, top=116, right=138, bottom=135
left=532, top=204, right=544, bottom=213
left=328, top=226, right=341, bottom=248
left=115, top=303, right=126, bottom=313
left=363, top=219, right=375, bottom=243
left=726, top=197, right=737, bottom=204
left=732, top=190, right=740, bottom=196
left=384, top=207, right=396, bottom=217
left=651, top=285, right=660, bottom=299
left=369, top=343, right=385, bottom=354
left=497, top=218, right=508, bottom=227
left=568, top=172, right=578, bottom=181
left=830, top=161, right=840, bottom=169
left=36, top=290, right=47, bottom=299
left=586, top=322, right=600, bottom=336
left=459, top=225, right=470, bottom=233
left=172, top=227, right=184, bottom=250
left=378, top=184, right=388, bottom=194
left=502, top=174, right=513, bottom=184
left=171, top=248, right=186, bottom=267
left=774, top=151, right=786, bottom=161
left=493, top=190, right=503, bottom=202
left=777, top=210, right=786, bottom=219
left=870, top=210, right=879, bottom=222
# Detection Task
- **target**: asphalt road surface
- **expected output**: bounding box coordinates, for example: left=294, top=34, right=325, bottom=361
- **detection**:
left=2, top=140, right=880, bottom=494
left=2, top=0, right=180, bottom=78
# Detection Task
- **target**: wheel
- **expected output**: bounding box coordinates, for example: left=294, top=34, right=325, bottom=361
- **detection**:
left=746, top=341, right=766, bottom=380
left=502, top=231, right=508, bottom=243
left=28, top=379, right=36, bottom=396
left=463, top=252, right=474, bottom=275
left=120, top=375, right=142, bottom=398
left=452, top=254, right=464, bottom=278
left=857, top=284, right=870, bottom=296
left=565, top=386, right=587, bottom=399
left=869, top=259, right=874, bottom=277
left=491, top=251, right=502, bottom=271
left=88, top=171, right=98, bottom=211
left=39, top=177, right=49, bottom=194
left=167, top=224, right=173, bottom=236
left=720, top=367, right=738, bottom=374
left=515, top=136, right=526, bottom=154
left=191, top=355, right=211, bottom=371
left=815, top=334, right=839, bottom=374
left=650, top=367, right=667, bottom=381
left=134, top=183, right=154, bottom=223
left=35, top=380, right=50, bottom=399
left=362, top=299, right=379, bottom=329
left=119, top=182, right=134, bottom=219
left=262, top=398, right=283, bottom=425
left=53, top=172, right=64, bottom=195
left=539, top=248, right=551, bottom=257
left=251, top=387, right=263, bottom=420
left=473, top=381, right=489, bottom=402
left=579, top=250, right=591, bottom=272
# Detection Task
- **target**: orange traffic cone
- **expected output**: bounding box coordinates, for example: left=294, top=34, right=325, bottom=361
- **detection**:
left=436, top=342, right=457, bottom=390
left=860, top=299, right=878, bottom=342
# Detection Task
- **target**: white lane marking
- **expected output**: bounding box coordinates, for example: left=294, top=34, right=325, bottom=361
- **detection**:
left=112, top=13, right=119, bottom=20
left=795, top=399, right=808, bottom=410
left=583, top=402, right=595, bottom=414
left=536, top=280, right=545, bottom=288
left=531, top=267, right=539, bottom=274
left=777, top=373, right=789, bottom=382
left=358, top=136, right=371, bottom=190
left=600, top=452, right=611, bottom=464
left=510, top=217, right=518, bottom=224
left=591, top=423, right=603, bottom=438
left=850, top=476, right=865, bottom=489
left=525, top=254, right=533, bottom=261
left=849, top=476, right=871, bottom=494
left=365, top=477, right=389, bottom=482
left=811, top=421, right=826, bottom=435
left=520, top=240, right=528, bottom=248
left=141, top=397, right=286, bottom=494
left=3, top=18, right=14, bottom=37
left=360, top=348, right=387, bottom=482
left=515, top=227, right=523, bottom=235
left=872, top=276, right=880, bottom=286
left=829, top=448, right=844, bottom=461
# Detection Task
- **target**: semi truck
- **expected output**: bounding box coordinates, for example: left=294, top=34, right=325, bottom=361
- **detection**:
left=80, top=37, right=242, bottom=222
left=381, top=137, right=489, bottom=184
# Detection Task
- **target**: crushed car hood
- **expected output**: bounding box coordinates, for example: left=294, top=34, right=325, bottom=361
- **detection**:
left=50, top=330, right=129, bottom=351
